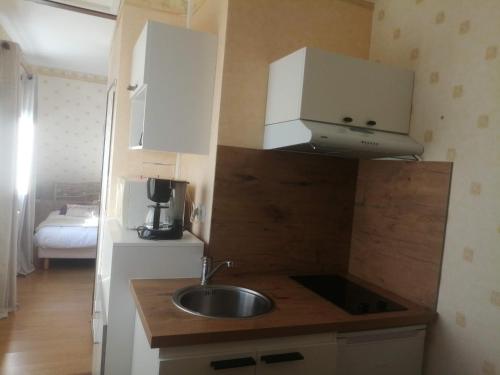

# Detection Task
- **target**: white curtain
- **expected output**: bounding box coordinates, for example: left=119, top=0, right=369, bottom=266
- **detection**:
left=0, top=40, right=36, bottom=318
left=16, top=73, right=37, bottom=276
left=0, top=40, right=20, bottom=319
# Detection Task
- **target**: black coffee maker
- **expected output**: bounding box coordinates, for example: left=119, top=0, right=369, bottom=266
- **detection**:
left=137, top=178, right=188, bottom=240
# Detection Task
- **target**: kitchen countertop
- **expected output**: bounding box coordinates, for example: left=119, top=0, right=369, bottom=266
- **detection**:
left=130, top=274, right=436, bottom=348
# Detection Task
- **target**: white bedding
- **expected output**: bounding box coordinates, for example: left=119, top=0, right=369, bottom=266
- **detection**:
left=35, top=211, right=98, bottom=249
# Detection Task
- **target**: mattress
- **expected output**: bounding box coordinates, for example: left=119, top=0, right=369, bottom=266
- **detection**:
left=34, top=211, right=98, bottom=249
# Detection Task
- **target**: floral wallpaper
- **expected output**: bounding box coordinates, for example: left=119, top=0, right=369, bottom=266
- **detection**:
left=35, top=72, right=107, bottom=190
left=370, top=1, right=500, bottom=374
left=33, top=65, right=107, bottom=84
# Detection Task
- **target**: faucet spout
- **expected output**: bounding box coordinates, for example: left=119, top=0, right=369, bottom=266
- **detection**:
left=200, top=257, right=233, bottom=285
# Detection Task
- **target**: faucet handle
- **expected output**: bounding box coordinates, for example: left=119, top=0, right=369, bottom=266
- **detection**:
left=200, top=258, right=234, bottom=285
left=203, top=257, right=233, bottom=267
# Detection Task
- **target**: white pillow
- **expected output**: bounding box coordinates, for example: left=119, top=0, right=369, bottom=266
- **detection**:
left=65, top=204, right=98, bottom=218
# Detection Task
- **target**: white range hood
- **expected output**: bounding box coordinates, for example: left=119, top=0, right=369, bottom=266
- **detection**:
left=264, top=120, right=424, bottom=159
left=263, top=48, right=424, bottom=159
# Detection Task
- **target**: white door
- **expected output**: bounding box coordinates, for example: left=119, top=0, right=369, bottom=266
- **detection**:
left=92, top=81, right=116, bottom=318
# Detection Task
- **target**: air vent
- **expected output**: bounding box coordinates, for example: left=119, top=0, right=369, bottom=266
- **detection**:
left=360, top=140, right=379, bottom=146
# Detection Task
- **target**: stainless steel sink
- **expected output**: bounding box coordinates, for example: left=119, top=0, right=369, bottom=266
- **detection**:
left=172, top=285, right=273, bottom=319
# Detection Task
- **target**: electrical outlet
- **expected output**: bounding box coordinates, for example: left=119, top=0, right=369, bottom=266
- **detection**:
left=191, top=204, right=205, bottom=223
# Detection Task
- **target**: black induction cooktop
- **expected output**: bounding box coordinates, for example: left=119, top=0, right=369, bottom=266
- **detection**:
left=290, top=274, right=407, bottom=315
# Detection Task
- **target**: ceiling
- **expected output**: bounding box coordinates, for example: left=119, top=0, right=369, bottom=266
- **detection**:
left=0, top=0, right=375, bottom=77
left=0, top=0, right=116, bottom=76
left=48, top=0, right=119, bottom=14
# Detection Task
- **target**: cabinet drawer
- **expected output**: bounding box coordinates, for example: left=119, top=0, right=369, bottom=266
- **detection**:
left=160, top=352, right=257, bottom=375
left=256, top=342, right=336, bottom=375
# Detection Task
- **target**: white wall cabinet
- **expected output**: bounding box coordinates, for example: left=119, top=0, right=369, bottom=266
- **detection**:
left=131, top=314, right=337, bottom=375
left=128, top=20, right=217, bottom=154
left=265, top=47, right=414, bottom=134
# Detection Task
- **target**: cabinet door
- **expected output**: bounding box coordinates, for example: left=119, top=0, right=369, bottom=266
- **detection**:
left=129, top=25, right=148, bottom=96
left=159, top=352, right=257, bottom=375
left=301, top=48, right=413, bottom=134
left=129, top=85, right=147, bottom=148
left=336, top=328, right=425, bottom=375
left=256, top=343, right=336, bottom=375
left=134, top=21, right=217, bottom=154
left=91, top=318, right=107, bottom=375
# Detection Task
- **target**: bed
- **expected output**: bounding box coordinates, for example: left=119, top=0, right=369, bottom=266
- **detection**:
left=34, top=183, right=100, bottom=269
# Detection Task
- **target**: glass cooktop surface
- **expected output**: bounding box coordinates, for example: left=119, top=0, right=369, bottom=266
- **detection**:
left=290, top=274, right=407, bottom=315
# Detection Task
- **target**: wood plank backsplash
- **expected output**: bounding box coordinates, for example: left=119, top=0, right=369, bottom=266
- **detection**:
left=349, top=160, right=452, bottom=309
left=208, top=146, right=359, bottom=275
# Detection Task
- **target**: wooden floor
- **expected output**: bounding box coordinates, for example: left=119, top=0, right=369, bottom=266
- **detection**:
left=0, top=260, right=95, bottom=375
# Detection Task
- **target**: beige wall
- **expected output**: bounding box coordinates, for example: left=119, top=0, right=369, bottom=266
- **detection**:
left=106, top=2, right=185, bottom=216
left=178, top=0, right=229, bottom=242
left=370, top=1, right=500, bottom=374
left=0, top=24, right=11, bottom=41
left=106, top=0, right=373, bottom=240
left=218, top=0, right=373, bottom=149
left=181, top=0, right=373, bottom=242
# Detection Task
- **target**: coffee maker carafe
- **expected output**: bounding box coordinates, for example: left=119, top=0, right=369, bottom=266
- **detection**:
left=137, top=178, right=188, bottom=240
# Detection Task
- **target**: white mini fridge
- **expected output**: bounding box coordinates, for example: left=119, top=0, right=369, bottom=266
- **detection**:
left=336, top=325, right=426, bottom=375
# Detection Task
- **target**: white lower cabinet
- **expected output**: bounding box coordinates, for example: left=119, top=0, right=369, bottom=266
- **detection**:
left=93, top=220, right=204, bottom=375
left=159, top=344, right=336, bottom=375
left=132, top=314, right=337, bottom=375
left=132, top=311, right=425, bottom=375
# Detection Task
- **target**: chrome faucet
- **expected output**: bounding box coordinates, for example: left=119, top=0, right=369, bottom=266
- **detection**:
left=200, top=256, right=234, bottom=285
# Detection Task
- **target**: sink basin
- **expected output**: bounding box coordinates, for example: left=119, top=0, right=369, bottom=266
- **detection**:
left=172, top=285, right=273, bottom=319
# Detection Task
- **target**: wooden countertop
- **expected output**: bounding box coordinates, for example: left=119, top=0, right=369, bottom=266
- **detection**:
left=130, top=274, right=436, bottom=348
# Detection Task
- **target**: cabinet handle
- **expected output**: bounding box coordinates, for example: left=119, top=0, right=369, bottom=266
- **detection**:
left=210, top=357, right=256, bottom=370
left=127, top=84, right=138, bottom=91
left=343, top=116, right=353, bottom=123
left=260, top=352, right=304, bottom=364
left=366, top=120, right=377, bottom=126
